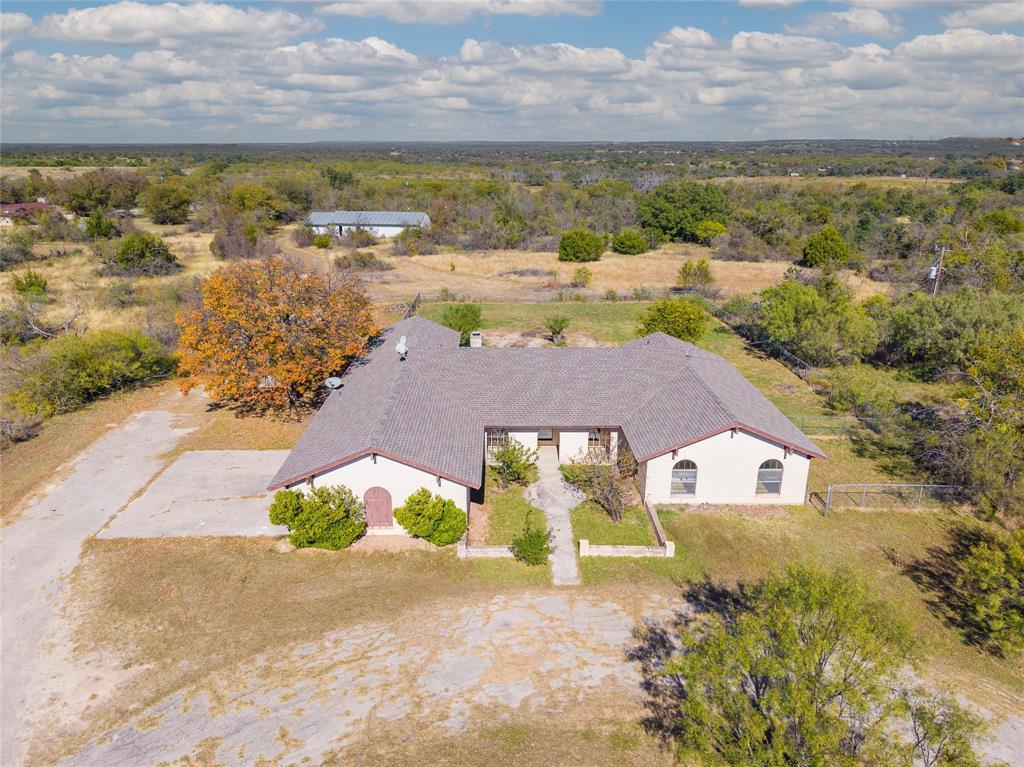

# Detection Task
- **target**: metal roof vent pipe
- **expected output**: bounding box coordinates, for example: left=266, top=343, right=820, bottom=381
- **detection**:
left=469, top=330, right=483, bottom=348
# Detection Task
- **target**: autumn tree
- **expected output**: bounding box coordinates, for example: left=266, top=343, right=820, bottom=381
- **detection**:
left=177, top=257, right=375, bottom=411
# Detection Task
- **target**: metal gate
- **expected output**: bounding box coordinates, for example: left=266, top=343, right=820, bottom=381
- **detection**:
left=363, top=487, right=393, bottom=527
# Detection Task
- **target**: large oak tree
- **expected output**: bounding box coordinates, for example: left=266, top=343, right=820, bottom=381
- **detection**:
left=177, top=256, right=375, bottom=411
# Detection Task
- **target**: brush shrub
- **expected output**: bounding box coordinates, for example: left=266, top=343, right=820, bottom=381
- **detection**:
left=394, top=487, right=467, bottom=546
left=269, top=486, right=366, bottom=550
left=510, top=523, right=553, bottom=565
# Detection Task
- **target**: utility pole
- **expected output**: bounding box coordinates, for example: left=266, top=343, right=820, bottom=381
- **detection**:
left=931, top=244, right=949, bottom=297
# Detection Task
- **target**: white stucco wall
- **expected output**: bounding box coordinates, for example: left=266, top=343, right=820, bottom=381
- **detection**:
left=308, top=453, right=471, bottom=534
left=340, top=224, right=407, bottom=238
left=642, top=429, right=810, bottom=505
left=509, top=430, right=538, bottom=451
left=558, top=429, right=590, bottom=463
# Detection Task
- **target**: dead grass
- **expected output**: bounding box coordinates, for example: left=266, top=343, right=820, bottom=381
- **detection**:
left=715, top=175, right=957, bottom=189
left=169, top=403, right=308, bottom=458
left=0, top=382, right=194, bottom=526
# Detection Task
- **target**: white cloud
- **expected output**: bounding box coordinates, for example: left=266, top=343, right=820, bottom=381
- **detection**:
left=737, top=0, right=804, bottom=7
left=1, top=11, right=33, bottom=52
left=316, top=0, right=601, bottom=24
left=789, top=8, right=902, bottom=37
left=730, top=31, right=840, bottom=65
left=36, top=1, right=321, bottom=47
left=941, top=2, right=1024, bottom=29
left=896, top=27, right=1024, bottom=62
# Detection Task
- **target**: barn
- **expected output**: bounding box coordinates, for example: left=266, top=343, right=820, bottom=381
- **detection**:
left=307, top=210, right=430, bottom=238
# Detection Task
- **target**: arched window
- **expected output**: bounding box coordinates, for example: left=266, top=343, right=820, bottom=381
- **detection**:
left=756, top=459, right=784, bottom=495
left=671, top=460, right=698, bottom=496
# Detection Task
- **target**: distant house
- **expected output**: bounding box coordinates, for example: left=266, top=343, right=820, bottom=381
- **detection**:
left=270, top=317, right=824, bottom=533
left=307, top=210, right=430, bottom=238
left=0, top=201, right=52, bottom=226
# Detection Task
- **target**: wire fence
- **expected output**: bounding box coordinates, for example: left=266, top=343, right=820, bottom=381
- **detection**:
left=815, top=483, right=965, bottom=514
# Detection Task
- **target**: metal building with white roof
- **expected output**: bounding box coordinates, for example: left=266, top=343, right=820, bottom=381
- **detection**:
left=306, top=210, right=430, bottom=238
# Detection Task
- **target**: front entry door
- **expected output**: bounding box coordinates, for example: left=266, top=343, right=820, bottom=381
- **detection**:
left=364, top=487, right=393, bottom=527
left=537, top=428, right=559, bottom=446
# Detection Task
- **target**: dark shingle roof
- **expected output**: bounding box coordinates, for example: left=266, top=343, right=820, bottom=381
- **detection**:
left=269, top=320, right=823, bottom=490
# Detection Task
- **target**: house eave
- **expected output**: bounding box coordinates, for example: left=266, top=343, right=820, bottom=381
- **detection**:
left=635, top=422, right=826, bottom=463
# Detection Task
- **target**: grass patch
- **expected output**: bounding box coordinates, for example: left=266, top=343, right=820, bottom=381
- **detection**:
left=170, top=403, right=308, bottom=456
left=420, top=301, right=648, bottom=345
left=571, top=502, right=656, bottom=546
left=484, top=479, right=544, bottom=546
left=578, top=506, right=1024, bottom=710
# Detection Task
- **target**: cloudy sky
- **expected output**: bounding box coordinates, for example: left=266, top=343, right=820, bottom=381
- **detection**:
left=1, top=1, right=1022, bottom=142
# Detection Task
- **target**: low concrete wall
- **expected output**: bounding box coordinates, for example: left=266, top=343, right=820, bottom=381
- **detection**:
left=456, top=535, right=514, bottom=558
left=579, top=539, right=675, bottom=558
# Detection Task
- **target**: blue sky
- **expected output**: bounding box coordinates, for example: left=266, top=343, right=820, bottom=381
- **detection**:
left=1, top=1, right=1022, bottom=142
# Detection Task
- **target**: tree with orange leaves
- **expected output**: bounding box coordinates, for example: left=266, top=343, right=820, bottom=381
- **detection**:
left=177, top=257, right=375, bottom=411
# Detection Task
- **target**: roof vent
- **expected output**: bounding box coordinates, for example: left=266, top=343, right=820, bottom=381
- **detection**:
left=469, top=330, right=483, bottom=348
left=396, top=335, right=408, bottom=360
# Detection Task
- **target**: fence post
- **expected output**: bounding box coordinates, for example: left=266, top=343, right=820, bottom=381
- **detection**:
left=917, top=485, right=924, bottom=506
left=825, top=485, right=833, bottom=515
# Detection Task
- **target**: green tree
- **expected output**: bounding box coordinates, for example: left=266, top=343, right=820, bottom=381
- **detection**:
left=268, top=486, right=366, bottom=550
left=956, top=529, right=1024, bottom=655
left=440, top=303, right=482, bottom=345
left=610, top=228, right=649, bottom=255
left=803, top=224, right=852, bottom=268
left=691, top=219, right=727, bottom=244
left=558, top=228, right=604, bottom=262
left=99, top=231, right=179, bottom=276
left=662, top=566, right=913, bottom=767
left=676, top=259, right=713, bottom=292
left=896, top=688, right=987, bottom=767
left=394, top=488, right=467, bottom=546
left=138, top=181, right=192, bottom=225
left=636, top=181, right=730, bottom=242
left=758, top=279, right=878, bottom=365
left=635, top=298, right=709, bottom=343
left=84, top=210, right=116, bottom=239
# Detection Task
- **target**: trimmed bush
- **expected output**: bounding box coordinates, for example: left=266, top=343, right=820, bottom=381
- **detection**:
left=491, top=441, right=538, bottom=487
left=313, top=234, right=331, bottom=249
left=269, top=486, right=366, bottom=550
left=100, top=231, right=179, bottom=276
left=5, top=330, right=174, bottom=418
left=635, top=298, right=709, bottom=342
left=803, top=225, right=851, bottom=268
left=510, top=523, right=553, bottom=566
left=394, top=487, right=467, bottom=546
left=558, top=228, right=604, bottom=262
left=611, top=228, right=649, bottom=255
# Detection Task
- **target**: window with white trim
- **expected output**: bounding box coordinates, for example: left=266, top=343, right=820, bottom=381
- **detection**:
left=671, top=460, right=698, bottom=496
left=756, top=459, right=784, bottom=495
left=486, top=429, right=510, bottom=453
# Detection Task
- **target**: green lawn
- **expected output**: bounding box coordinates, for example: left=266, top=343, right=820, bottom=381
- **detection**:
left=571, top=502, right=656, bottom=546
left=482, top=471, right=545, bottom=545
left=577, top=506, right=1024, bottom=705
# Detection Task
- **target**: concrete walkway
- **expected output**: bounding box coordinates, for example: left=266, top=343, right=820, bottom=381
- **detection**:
left=526, top=447, right=581, bottom=586
left=1, top=403, right=198, bottom=767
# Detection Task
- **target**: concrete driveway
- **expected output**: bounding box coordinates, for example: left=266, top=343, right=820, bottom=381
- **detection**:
left=98, top=450, right=290, bottom=539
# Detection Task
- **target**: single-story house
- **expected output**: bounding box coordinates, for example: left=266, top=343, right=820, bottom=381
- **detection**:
left=307, top=210, right=430, bottom=239
left=0, top=201, right=53, bottom=226
left=269, top=317, right=825, bottom=534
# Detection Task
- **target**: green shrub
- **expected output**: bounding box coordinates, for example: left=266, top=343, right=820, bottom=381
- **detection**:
left=802, top=225, right=851, bottom=268
left=510, top=523, right=552, bottom=566
left=676, top=259, right=713, bottom=292
left=11, top=269, right=47, bottom=299
left=611, top=228, right=649, bottom=255
left=138, top=181, right=192, bottom=225
left=269, top=486, right=366, bottom=550
left=5, top=330, right=175, bottom=418
left=100, top=231, right=179, bottom=276
left=334, top=250, right=394, bottom=271
left=544, top=314, right=570, bottom=343
left=342, top=227, right=376, bottom=248
left=956, top=529, right=1024, bottom=655
left=313, top=234, right=331, bottom=249
left=691, top=219, right=727, bottom=244
left=394, top=487, right=467, bottom=546
left=558, top=228, right=604, bottom=262
left=635, top=298, right=709, bottom=342
left=440, top=302, right=482, bottom=345
left=84, top=210, right=116, bottom=239
left=391, top=226, right=434, bottom=256
left=0, top=230, right=37, bottom=269
left=570, top=266, right=592, bottom=288
left=492, top=441, right=538, bottom=487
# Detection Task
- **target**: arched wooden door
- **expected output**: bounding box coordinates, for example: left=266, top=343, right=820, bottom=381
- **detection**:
left=364, top=487, right=393, bottom=527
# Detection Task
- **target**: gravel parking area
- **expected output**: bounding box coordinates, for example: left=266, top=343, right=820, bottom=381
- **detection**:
left=98, top=450, right=290, bottom=539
